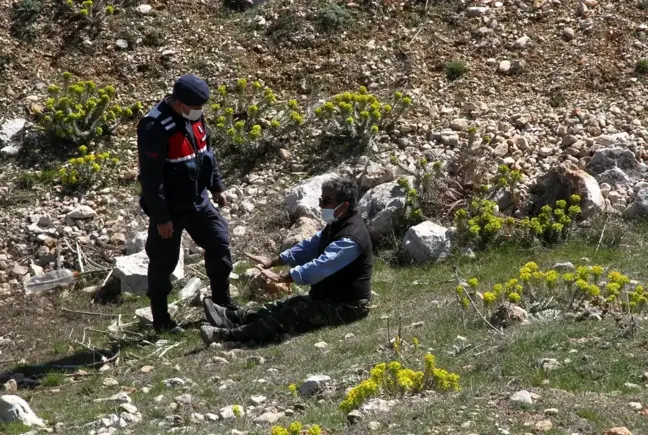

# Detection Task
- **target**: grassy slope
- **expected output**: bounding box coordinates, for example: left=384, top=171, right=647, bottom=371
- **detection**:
left=1, top=219, right=648, bottom=434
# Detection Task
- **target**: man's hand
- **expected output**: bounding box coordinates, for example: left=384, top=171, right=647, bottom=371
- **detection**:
left=256, top=265, right=292, bottom=283
left=245, top=252, right=273, bottom=269
left=213, top=191, right=228, bottom=208
left=157, top=221, right=173, bottom=239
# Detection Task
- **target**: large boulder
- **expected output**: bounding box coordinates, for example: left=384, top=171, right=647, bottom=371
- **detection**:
left=358, top=181, right=407, bottom=240
left=113, top=250, right=184, bottom=295
left=587, top=147, right=648, bottom=188
left=624, top=188, right=648, bottom=219
left=402, top=221, right=452, bottom=263
left=280, top=217, right=322, bottom=251
left=0, top=395, right=45, bottom=427
left=530, top=164, right=605, bottom=219
left=126, top=231, right=148, bottom=255
left=285, top=173, right=339, bottom=219
left=357, top=161, right=396, bottom=191
left=0, top=119, right=27, bottom=157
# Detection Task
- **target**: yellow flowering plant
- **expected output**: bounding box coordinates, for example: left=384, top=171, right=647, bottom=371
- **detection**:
left=63, top=0, right=116, bottom=24
left=313, top=87, right=412, bottom=148
left=270, top=422, right=323, bottom=435
left=206, top=78, right=304, bottom=154
left=461, top=261, right=648, bottom=320
left=454, top=199, right=514, bottom=250
left=37, top=72, right=142, bottom=148
left=58, top=145, right=119, bottom=190
left=521, top=197, right=581, bottom=245
left=339, top=353, right=460, bottom=413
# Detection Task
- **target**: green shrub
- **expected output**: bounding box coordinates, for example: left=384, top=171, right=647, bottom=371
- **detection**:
left=391, top=127, right=493, bottom=222
left=58, top=146, right=120, bottom=190
left=521, top=196, right=581, bottom=245
left=37, top=72, right=142, bottom=147
left=206, top=78, right=304, bottom=154
left=454, top=199, right=514, bottom=250
left=635, top=58, right=648, bottom=75
left=314, top=87, right=412, bottom=148
left=316, top=3, right=352, bottom=32
left=443, top=60, right=468, bottom=80
left=10, top=0, right=42, bottom=41
left=63, top=0, right=115, bottom=22
left=461, top=262, right=647, bottom=317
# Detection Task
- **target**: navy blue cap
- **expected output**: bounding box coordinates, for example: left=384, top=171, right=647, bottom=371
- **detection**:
left=172, top=74, right=210, bottom=106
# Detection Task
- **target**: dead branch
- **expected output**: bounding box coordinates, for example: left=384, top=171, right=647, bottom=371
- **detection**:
left=62, top=307, right=124, bottom=317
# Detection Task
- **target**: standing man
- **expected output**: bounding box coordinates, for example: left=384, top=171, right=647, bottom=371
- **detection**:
left=137, top=74, right=239, bottom=334
left=200, top=177, right=373, bottom=345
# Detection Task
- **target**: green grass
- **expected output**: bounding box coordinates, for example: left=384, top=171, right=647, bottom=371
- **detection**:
left=40, top=372, right=65, bottom=387
left=6, top=221, right=648, bottom=434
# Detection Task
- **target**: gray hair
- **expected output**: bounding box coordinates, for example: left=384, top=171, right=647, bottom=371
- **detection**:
left=322, top=177, right=359, bottom=211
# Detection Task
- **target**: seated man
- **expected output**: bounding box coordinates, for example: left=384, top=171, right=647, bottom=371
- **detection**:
left=200, top=177, right=373, bottom=345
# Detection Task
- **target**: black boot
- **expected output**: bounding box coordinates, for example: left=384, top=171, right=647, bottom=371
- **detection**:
left=211, top=279, right=241, bottom=310
left=150, top=296, right=184, bottom=334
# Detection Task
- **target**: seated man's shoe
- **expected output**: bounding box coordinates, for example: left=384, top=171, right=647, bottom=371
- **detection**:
left=200, top=325, right=230, bottom=345
left=202, top=297, right=235, bottom=328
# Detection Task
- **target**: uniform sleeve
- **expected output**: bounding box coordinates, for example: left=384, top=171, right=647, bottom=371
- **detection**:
left=205, top=125, right=225, bottom=193
left=137, top=119, right=170, bottom=224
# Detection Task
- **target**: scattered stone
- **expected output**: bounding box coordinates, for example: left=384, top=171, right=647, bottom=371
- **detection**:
left=254, top=410, right=285, bottom=423
left=249, top=395, right=266, bottom=405
left=175, top=394, right=193, bottom=405
left=357, top=161, right=396, bottom=191
left=535, top=420, right=553, bottom=431
left=103, top=378, right=119, bottom=387
left=119, top=403, right=138, bottom=414
left=544, top=408, right=559, bottom=416
left=314, top=341, right=328, bottom=349
left=93, top=392, right=132, bottom=404
left=510, top=390, right=533, bottom=404
left=298, top=375, right=331, bottom=398
left=126, top=231, right=148, bottom=255
left=539, top=358, right=561, bottom=371
left=136, top=304, right=178, bottom=326
left=163, top=378, right=186, bottom=388
left=1, top=380, right=17, bottom=395
left=285, top=173, right=339, bottom=219
left=358, top=181, right=408, bottom=239
left=247, top=356, right=266, bottom=365
left=136, top=4, right=152, bottom=14
left=67, top=205, right=97, bottom=220
left=629, top=401, right=642, bottom=411
left=603, top=428, right=633, bottom=435
left=552, top=262, right=575, bottom=272
left=114, top=250, right=184, bottom=295
left=490, top=303, right=528, bottom=329
left=347, top=409, right=363, bottom=424
left=514, top=35, right=531, bottom=48
left=402, top=221, right=452, bottom=263
left=361, top=398, right=399, bottom=414
left=498, top=60, right=511, bottom=74
left=140, top=365, right=154, bottom=373
left=368, top=421, right=381, bottom=431
left=219, top=405, right=245, bottom=420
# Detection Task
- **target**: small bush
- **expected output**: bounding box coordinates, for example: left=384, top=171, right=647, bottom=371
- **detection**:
left=10, top=0, right=42, bottom=41
left=392, top=127, right=492, bottom=221
left=41, top=372, right=65, bottom=387
left=314, top=87, right=412, bottom=149
left=454, top=199, right=514, bottom=250
left=58, top=146, right=120, bottom=190
left=443, top=60, right=468, bottom=80
left=316, top=3, right=352, bottom=32
left=339, top=354, right=460, bottom=412
left=521, top=196, right=581, bottom=245
left=460, top=262, right=647, bottom=316
left=36, top=72, right=142, bottom=147
left=206, top=78, right=304, bottom=155
left=635, top=58, right=648, bottom=75
left=271, top=422, right=323, bottom=435
left=63, top=0, right=115, bottom=23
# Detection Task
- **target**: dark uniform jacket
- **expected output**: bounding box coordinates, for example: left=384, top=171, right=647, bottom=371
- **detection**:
left=137, top=97, right=225, bottom=224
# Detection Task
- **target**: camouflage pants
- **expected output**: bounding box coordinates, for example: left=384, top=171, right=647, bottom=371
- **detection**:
left=226, top=295, right=370, bottom=343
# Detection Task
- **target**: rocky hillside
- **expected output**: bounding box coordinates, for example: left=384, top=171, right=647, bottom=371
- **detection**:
left=1, top=0, right=648, bottom=433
